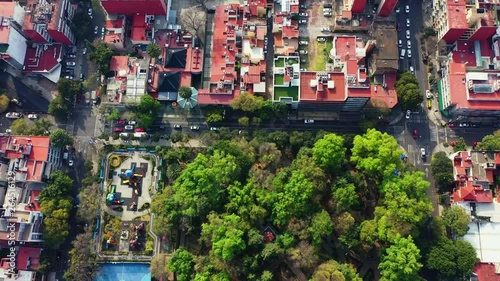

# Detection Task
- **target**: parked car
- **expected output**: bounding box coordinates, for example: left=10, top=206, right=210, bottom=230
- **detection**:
left=68, top=158, right=74, bottom=167
left=321, top=27, right=331, bottom=33
left=409, top=66, right=414, bottom=74
left=124, top=125, right=134, bottom=131
left=101, top=27, right=105, bottom=34
left=128, top=121, right=136, bottom=125
left=405, top=5, right=410, bottom=13
left=407, top=40, right=411, bottom=49
left=406, top=18, right=410, bottom=27
left=398, top=40, right=402, bottom=47
left=304, top=119, right=314, bottom=124
left=299, top=41, right=308, bottom=45
left=420, top=148, right=426, bottom=158
left=395, top=7, right=400, bottom=13
left=5, top=112, right=22, bottom=119
left=65, top=75, right=74, bottom=80
left=300, top=68, right=307, bottom=72
left=173, top=124, right=182, bottom=129
left=94, top=26, right=98, bottom=35
left=426, top=90, right=432, bottom=99
left=88, top=8, right=92, bottom=16
left=5, top=129, right=11, bottom=134
left=135, top=128, right=145, bottom=132
left=299, top=19, right=307, bottom=25
left=83, top=48, right=87, bottom=55
left=323, top=11, right=332, bottom=17
left=405, top=110, right=411, bottom=119
left=115, top=120, right=125, bottom=125
left=413, top=129, right=419, bottom=139
left=317, top=37, right=326, bottom=42
left=301, top=58, right=307, bottom=63
left=299, top=12, right=308, bottom=17
left=408, top=49, right=412, bottom=58
left=67, top=61, right=76, bottom=66
left=210, top=127, right=218, bottom=131
left=28, top=114, right=39, bottom=119
left=67, top=54, right=76, bottom=59
left=406, top=30, right=410, bottom=39
left=190, top=126, right=200, bottom=131
left=113, top=127, right=123, bottom=132
left=299, top=50, right=308, bottom=55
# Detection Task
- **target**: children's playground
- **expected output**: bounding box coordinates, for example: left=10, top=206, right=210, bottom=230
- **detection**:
left=97, top=151, right=159, bottom=259
left=104, top=153, right=153, bottom=220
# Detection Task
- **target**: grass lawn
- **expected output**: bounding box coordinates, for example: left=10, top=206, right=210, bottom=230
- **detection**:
left=312, top=41, right=327, bottom=71
left=274, top=86, right=299, bottom=101
left=275, top=58, right=285, bottom=67
left=275, top=74, right=285, bottom=85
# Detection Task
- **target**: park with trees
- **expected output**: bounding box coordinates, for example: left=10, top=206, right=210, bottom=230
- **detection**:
left=148, top=128, right=478, bottom=280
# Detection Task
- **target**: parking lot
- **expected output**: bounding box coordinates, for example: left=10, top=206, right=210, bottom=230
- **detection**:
left=299, top=2, right=334, bottom=71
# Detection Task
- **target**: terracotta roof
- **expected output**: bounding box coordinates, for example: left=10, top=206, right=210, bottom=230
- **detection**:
left=110, top=56, right=129, bottom=76
left=106, top=18, right=125, bottom=29
left=474, top=263, right=500, bottom=281
left=23, top=45, right=62, bottom=73
left=283, top=26, right=299, bottom=38
left=446, top=0, right=468, bottom=30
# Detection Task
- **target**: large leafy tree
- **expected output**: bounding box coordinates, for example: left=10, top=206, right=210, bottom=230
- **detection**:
left=64, top=225, right=98, bottom=281
left=168, top=248, right=194, bottom=281
left=431, top=151, right=454, bottom=192
left=442, top=206, right=470, bottom=237
left=200, top=213, right=248, bottom=262
left=379, top=235, right=422, bottom=281
left=272, top=170, right=315, bottom=225
left=10, top=119, right=30, bottom=135
left=225, top=180, right=269, bottom=225
left=50, top=129, right=74, bottom=148
left=427, top=239, right=478, bottom=280
left=230, top=92, right=265, bottom=112
left=311, top=260, right=362, bottom=281
left=312, top=133, right=346, bottom=172
left=477, top=130, right=500, bottom=150
left=308, top=209, right=334, bottom=245
left=351, top=129, right=403, bottom=179
left=89, top=43, right=114, bottom=72
left=137, top=94, right=161, bottom=128
left=0, top=94, right=9, bottom=112
left=395, top=72, right=423, bottom=110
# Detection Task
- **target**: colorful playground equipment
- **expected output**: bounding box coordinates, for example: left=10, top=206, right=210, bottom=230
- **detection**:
left=106, top=185, right=124, bottom=205
left=119, top=163, right=145, bottom=196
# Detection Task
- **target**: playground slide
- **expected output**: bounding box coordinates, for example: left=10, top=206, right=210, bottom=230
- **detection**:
left=123, top=180, right=130, bottom=184
left=133, top=174, right=143, bottom=178
left=111, top=185, right=116, bottom=193
left=131, top=163, right=136, bottom=171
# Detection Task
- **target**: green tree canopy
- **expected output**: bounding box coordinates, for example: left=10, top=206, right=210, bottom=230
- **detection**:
left=137, top=94, right=161, bottom=128
left=431, top=151, right=454, bottom=192
left=477, top=130, right=500, bottom=150
left=427, top=239, right=478, bottom=280
left=395, top=72, right=423, bottom=110
left=0, top=94, right=9, bottom=113
left=308, top=209, right=334, bottom=245
left=178, top=86, right=192, bottom=99
left=70, top=11, right=91, bottom=40
left=312, top=133, right=346, bottom=172
left=351, top=129, right=403, bottom=179
left=50, top=129, right=74, bottom=148
left=89, top=43, right=114, bottom=72
left=230, top=92, right=265, bottom=112
left=379, top=235, right=422, bottom=281
left=311, top=260, right=362, bottom=281
left=442, top=206, right=470, bottom=237
left=200, top=213, right=248, bottom=261
left=10, top=118, right=30, bottom=135
left=146, top=43, right=162, bottom=58
left=167, top=248, right=194, bottom=281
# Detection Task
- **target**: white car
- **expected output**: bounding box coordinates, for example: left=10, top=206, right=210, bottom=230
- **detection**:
left=398, top=40, right=402, bottom=47
left=124, top=125, right=134, bottom=131
left=190, top=126, right=200, bottom=131
left=409, top=66, right=414, bottom=73
left=406, top=30, right=410, bottom=39
left=323, top=11, right=332, bottom=17
left=408, top=49, right=412, bottom=58
left=5, top=129, right=11, bottom=134
left=300, top=68, right=307, bottom=72
left=299, top=50, right=308, bottom=55
left=68, top=159, right=74, bottom=167
left=5, top=112, right=22, bottom=119
left=317, top=37, right=326, bottom=42
left=299, top=19, right=307, bottom=25
left=421, top=148, right=426, bottom=158
left=67, top=61, right=76, bottom=66
left=406, top=18, right=410, bottom=27
left=405, top=110, right=411, bottom=119
left=321, top=27, right=331, bottom=33
left=304, top=119, right=314, bottom=124
left=83, top=48, right=87, bottom=55
left=407, top=40, right=411, bottom=49
left=299, top=41, right=308, bottom=45
left=88, top=8, right=92, bottom=16
left=94, top=26, right=98, bottom=35
left=128, top=121, right=136, bottom=125
left=101, top=27, right=105, bottom=34
left=395, top=7, right=400, bottom=13
left=209, top=127, right=218, bottom=131
left=405, top=5, right=409, bottom=13
left=426, top=90, right=432, bottom=99
left=28, top=114, right=39, bottom=119
left=299, top=12, right=308, bottom=17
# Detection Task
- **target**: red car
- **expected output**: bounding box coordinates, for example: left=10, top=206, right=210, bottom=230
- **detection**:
left=135, top=128, right=144, bottom=132
left=113, top=127, right=123, bottom=132
left=115, top=120, right=125, bottom=125
left=413, top=129, right=418, bottom=139
left=448, top=123, right=456, bottom=128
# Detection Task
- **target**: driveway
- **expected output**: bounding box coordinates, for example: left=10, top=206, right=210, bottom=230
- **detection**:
left=300, top=3, right=332, bottom=40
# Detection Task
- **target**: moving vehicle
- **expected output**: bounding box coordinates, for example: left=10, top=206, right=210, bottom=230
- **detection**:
left=68, top=158, right=74, bottom=167
left=406, top=30, right=410, bottom=39
left=405, top=5, right=410, bottom=13
left=133, top=132, right=148, bottom=138
left=421, top=148, right=426, bottom=159
left=115, top=120, right=125, bottom=125
left=413, top=129, right=419, bottom=139
left=124, top=125, right=134, bottom=131
left=408, top=49, right=412, bottom=58
left=405, top=110, right=411, bottom=119
left=406, top=18, right=410, bottom=27
left=426, top=90, right=432, bottom=99
left=67, top=61, right=76, bottom=66
left=400, top=49, right=406, bottom=59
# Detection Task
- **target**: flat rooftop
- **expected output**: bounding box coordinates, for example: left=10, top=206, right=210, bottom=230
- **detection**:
left=23, top=44, right=62, bottom=73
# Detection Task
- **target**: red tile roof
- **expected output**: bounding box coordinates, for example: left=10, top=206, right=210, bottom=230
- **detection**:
left=23, top=0, right=64, bottom=32
left=23, top=45, right=62, bottom=73
left=300, top=72, right=347, bottom=102
left=110, top=56, right=131, bottom=78
left=452, top=184, right=493, bottom=203
left=101, top=0, right=167, bottom=15
left=106, top=18, right=125, bottom=29
left=0, top=247, right=41, bottom=270
left=290, top=5, right=299, bottom=13
left=0, top=2, right=17, bottom=44
left=283, top=26, right=299, bottom=38
left=130, top=14, right=149, bottom=42
left=0, top=136, right=50, bottom=162
left=25, top=190, right=41, bottom=212
left=474, top=263, right=500, bottom=281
